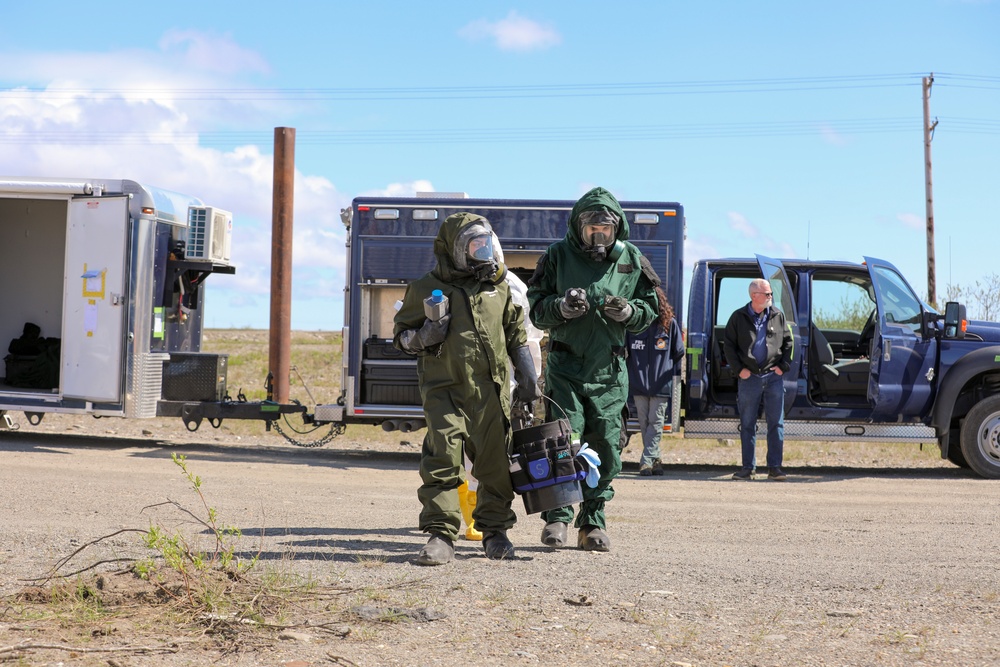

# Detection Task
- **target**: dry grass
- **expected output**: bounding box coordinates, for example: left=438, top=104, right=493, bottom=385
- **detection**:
left=0, top=454, right=384, bottom=666
left=201, top=329, right=951, bottom=468
left=652, top=435, right=951, bottom=469
left=198, top=329, right=344, bottom=439
left=10, top=328, right=953, bottom=468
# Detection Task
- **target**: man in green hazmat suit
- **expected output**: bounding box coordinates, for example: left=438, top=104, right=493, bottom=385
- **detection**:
left=527, top=187, right=659, bottom=552
left=394, top=212, right=540, bottom=565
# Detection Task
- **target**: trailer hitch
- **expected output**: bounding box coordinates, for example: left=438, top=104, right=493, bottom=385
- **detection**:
left=181, top=404, right=203, bottom=432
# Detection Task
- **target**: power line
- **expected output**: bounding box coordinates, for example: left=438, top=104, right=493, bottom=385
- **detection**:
left=0, top=117, right=932, bottom=145
left=935, top=73, right=1000, bottom=83
left=937, top=83, right=1000, bottom=92
left=0, top=73, right=926, bottom=102
left=930, top=73, right=1000, bottom=92
left=1, top=73, right=996, bottom=145
left=939, top=116, right=1000, bottom=135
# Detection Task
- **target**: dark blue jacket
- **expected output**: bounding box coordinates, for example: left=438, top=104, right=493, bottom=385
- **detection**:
left=722, top=304, right=792, bottom=376
left=627, top=318, right=684, bottom=397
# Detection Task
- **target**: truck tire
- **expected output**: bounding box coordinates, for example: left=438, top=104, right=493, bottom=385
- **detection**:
left=959, top=395, right=1000, bottom=479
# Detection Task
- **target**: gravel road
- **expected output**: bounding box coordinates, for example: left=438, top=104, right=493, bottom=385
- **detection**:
left=0, top=428, right=998, bottom=667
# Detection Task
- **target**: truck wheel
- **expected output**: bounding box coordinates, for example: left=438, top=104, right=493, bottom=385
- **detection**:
left=959, top=396, right=1000, bottom=479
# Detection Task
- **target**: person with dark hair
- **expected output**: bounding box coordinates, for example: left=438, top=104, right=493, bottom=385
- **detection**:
left=626, top=285, right=684, bottom=476
left=394, top=212, right=539, bottom=565
left=526, top=187, right=659, bottom=552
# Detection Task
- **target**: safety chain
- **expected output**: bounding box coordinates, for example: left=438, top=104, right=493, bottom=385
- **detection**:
left=272, top=418, right=346, bottom=448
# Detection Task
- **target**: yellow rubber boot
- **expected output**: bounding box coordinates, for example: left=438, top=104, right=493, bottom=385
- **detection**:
left=457, top=481, right=483, bottom=541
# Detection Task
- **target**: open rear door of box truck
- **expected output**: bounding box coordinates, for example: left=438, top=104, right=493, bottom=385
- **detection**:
left=61, top=196, right=129, bottom=402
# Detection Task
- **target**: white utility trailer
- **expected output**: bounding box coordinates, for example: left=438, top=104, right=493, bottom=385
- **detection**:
left=0, top=177, right=251, bottom=430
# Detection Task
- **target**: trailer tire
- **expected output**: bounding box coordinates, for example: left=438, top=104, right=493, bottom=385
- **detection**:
left=959, top=395, right=1000, bottom=479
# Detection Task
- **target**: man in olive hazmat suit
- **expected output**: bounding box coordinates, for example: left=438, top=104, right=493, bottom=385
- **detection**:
left=527, top=187, right=659, bottom=552
left=394, top=212, right=539, bottom=565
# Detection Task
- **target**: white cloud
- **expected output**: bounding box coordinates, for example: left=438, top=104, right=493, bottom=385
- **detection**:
left=360, top=180, right=436, bottom=197
left=158, top=29, right=271, bottom=76
left=819, top=123, right=849, bottom=146
left=10, top=39, right=264, bottom=91
left=771, top=240, right=799, bottom=258
left=0, top=32, right=344, bottom=328
left=684, top=236, right=720, bottom=267
left=458, top=11, right=561, bottom=52
left=688, top=212, right=798, bottom=260
left=897, top=212, right=923, bottom=230
left=728, top=211, right=759, bottom=239
left=3, top=33, right=291, bottom=131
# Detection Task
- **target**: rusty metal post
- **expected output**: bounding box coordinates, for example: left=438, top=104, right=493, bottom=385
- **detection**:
left=269, top=127, right=295, bottom=404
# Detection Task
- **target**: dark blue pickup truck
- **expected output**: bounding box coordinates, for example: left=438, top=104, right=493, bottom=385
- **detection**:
left=685, top=255, right=1000, bottom=478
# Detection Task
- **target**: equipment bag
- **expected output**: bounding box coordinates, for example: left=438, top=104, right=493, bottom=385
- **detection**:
left=509, top=418, right=586, bottom=492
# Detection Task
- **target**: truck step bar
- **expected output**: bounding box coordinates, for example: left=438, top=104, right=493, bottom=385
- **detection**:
left=683, top=419, right=937, bottom=443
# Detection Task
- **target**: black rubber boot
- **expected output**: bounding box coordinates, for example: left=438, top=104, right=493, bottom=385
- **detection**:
left=482, top=531, right=515, bottom=560
left=540, top=521, right=568, bottom=548
left=577, top=525, right=611, bottom=552
left=417, top=534, right=455, bottom=566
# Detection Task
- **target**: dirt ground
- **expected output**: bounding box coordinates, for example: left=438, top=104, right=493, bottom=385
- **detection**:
left=1, top=415, right=998, bottom=667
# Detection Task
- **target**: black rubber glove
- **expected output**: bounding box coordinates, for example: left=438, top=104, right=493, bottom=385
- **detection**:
left=557, top=288, right=589, bottom=319
left=511, top=345, right=540, bottom=403
left=603, top=300, right=633, bottom=323
left=399, top=314, right=451, bottom=353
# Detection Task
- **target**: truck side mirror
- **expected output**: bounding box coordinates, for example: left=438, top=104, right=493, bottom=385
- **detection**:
left=943, top=301, right=966, bottom=339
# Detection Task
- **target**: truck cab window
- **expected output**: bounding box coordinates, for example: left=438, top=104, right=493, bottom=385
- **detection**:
left=812, top=276, right=873, bottom=332
left=714, top=276, right=755, bottom=327
left=872, top=266, right=923, bottom=334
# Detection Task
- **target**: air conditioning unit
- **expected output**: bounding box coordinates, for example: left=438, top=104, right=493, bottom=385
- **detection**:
left=185, top=206, right=233, bottom=264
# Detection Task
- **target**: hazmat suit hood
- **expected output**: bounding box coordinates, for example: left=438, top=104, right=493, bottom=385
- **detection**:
left=566, top=187, right=630, bottom=261
left=432, top=212, right=506, bottom=287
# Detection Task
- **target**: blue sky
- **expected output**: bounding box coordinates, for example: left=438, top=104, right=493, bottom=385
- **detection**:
left=1, top=1, right=997, bottom=329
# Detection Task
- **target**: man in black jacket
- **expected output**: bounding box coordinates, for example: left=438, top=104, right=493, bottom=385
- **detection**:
left=723, top=278, right=793, bottom=481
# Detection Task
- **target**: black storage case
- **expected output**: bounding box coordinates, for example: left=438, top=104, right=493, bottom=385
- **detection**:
left=361, top=360, right=420, bottom=405
left=363, top=336, right=415, bottom=360
left=3, top=354, right=38, bottom=387
left=162, top=352, right=228, bottom=402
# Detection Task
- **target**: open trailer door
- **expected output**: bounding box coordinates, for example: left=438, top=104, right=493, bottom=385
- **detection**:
left=61, top=196, right=130, bottom=402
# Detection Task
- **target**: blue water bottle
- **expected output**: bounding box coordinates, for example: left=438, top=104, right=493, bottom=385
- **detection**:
left=423, top=289, right=449, bottom=321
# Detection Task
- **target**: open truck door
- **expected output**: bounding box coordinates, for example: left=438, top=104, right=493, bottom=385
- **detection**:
left=61, top=196, right=129, bottom=402
left=863, top=256, right=936, bottom=420
left=755, top=254, right=802, bottom=412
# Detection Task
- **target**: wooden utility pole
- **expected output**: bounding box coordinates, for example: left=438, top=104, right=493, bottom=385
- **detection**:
left=923, top=74, right=938, bottom=306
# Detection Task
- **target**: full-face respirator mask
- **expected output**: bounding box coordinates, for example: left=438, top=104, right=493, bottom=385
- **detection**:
left=454, top=222, right=500, bottom=282
left=578, top=209, right=619, bottom=261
